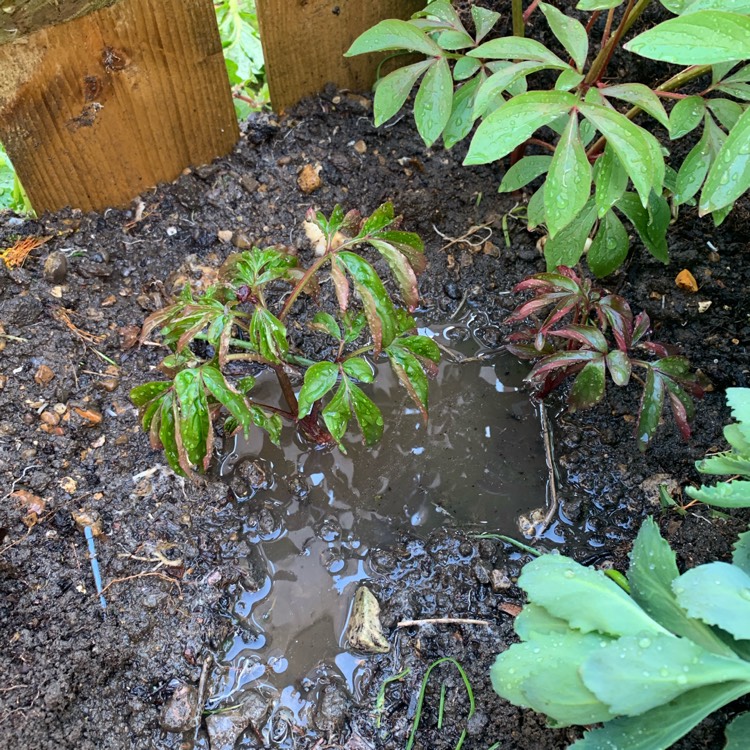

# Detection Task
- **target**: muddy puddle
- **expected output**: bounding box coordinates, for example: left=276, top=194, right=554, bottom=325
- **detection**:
left=206, top=317, right=552, bottom=743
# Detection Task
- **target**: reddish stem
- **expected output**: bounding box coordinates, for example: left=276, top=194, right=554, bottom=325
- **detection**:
left=523, top=0, right=541, bottom=23
left=655, top=91, right=688, bottom=100
left=585, top=10, right=601, bottom=34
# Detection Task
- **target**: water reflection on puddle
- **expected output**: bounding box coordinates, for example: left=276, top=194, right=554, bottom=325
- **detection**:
left=208, top=317, right=550, bottom=738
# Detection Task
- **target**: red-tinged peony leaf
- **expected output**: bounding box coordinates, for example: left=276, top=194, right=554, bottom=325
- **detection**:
left=551, top=325, right=609, bottom=353
left=569, top=358, right=606, bottom=411
left=606, top=349, right=632, bottom=386
left=539, top=298, right=581, bottom=333
left=527, top=349, right=601, bottom=382
left=639, top=341, right=671, bottom=358
left=599, top=294, right=633, bottom=351
left=631, top=311, right=651, bottom=345
left=637, top=367, right=665, bottom=452
left=507, top=343, right=545, bottom=360
left=369, top=239, right=420, bottom=310
left=505, top=293, right=570, bottom=323
left=330, top=258, right=350, bottom=311
left=666, top=381, right=693, bottom=441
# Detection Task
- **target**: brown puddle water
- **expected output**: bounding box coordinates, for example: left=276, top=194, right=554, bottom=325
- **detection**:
left=207, top=317, right=550, bottom=742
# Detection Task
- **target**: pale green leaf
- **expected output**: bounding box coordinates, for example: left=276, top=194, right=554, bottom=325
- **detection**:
left=594, top=145, right=628, bottom=216
left=580, top=102, right=664, bottom=205
left=602, top=83, right=670, bottom=128
left=498, top=155, right=552, bottom=192
left=733, top=529, right=750, bottom=576
left=582, top=633, right=750, bottom=715
left=576, top=0, right=623, bottom=8
left=345, top=19, right=442, bottom=57
left=518, top=553, right=668, bottom=637
left=674, top=562, right=750, bottom=640
left=544, top=199, right=597, bottom=269
left=473, top=61, right=560, bottom=118
left=725, top=712, right=750, bottom=750
left=374, top=60, right=433, bottom=126
left=674, top=125, right=711, bottom=204
left=471, top=6, right=501, bottom=42
left=625, top=12, right=750, bottom=65
left=469, top=37, right=570, bottom=67
left=297, top=361, right=338, bottom=418
left=700, top=106, right=750, bottom=214
left=545, top=112, right=592, bottom=236
left=669, top=95, right=706, bottom=139
left=616, top=191, right=670, bottom=263
left=686, top=480, right=750, bottom=507
left=452, top=56, right=481, bottom=81
left=588, top=209, right=629, bottom=277
left=540, top=2, right=589, bottom=71
left=465, top=91, right=576, bottom=165
left=414, top=57, right=454, bottom=147
left=443, top=74, right=483, bottom=148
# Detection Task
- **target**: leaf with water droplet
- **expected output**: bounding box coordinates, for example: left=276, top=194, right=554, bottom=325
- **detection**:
left=544, top=199, right=597, bottom=269
left=345, top=19, right=442, bottom=57
left=373, top=59, right=434, bottom=127
left=674, top=121, right=711, bottom=205
left=674, top=561, right=750, bottom=640
left=545, top=111, right=592, bottom=237
left=588, top=209, right=629, bottom=277
left=465, top=91, right=576, bottom=165
left=601, top=83, right=670, bottom=129
left=498, top=155, right=552, bottom=192
left=443, top=73, right=483, bottom=149
left=414, top=56, right=454, bottom=147
left=616, top=191, right=670, bottom=264
left=539, top=2, right=589, bottom=71
left=625, top=11, right=750, bottom=65
left=700, top=106, right=750, bottom=214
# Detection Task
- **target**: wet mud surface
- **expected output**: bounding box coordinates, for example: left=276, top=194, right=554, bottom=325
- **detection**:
left=1, top=84, right=749, bottom=750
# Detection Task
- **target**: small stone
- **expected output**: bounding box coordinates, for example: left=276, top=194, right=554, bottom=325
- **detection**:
left=231, top=232, right=252, bottom=249
left=240, top=175, right=259, bottom=193
left=119, top=324, right=140, bottom=350
left=277, top=155, right=292, bottom=166
left=353, top=140, right=367, bottom=154
left=0, top=374, right=7, bottom=390
left=474, top=562, right=491, bottom=585
left=217, top=230, right=233, bottom=244
left=482, top=241, right=500, bottom=257
left=43, top=252, right=68, bottom=284
left=97, top=377, right=119, bottom=392
left=206, top=691, right=271, bottom=750
left=675, top=269, right=698, bottom=293
left=34, top=364, right=55, bottom=385
left=314, top=684, right=350, bottom=733
left=60, top=476, right=77, bottom=493
left=297, top=163, right=323, bottom=194
left=73, top=406, right=102, bottom=426
left=40, top=411, right=60, bottom=426
left=490, top=568, right=512, bottom=592
left=444, top=282, right=461, bottom=300
left=160, top=683, right=199, bottom=733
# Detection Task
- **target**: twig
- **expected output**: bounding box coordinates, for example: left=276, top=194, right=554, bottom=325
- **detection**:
left=538, top=402, right=558, bottom=535
left=432, top=222, right=493, bottom=253
left=99, top=570, right=180, bottom=596
left=194, top=654, right=212, bottom=739
left=397, top=618, right=491, bottom=628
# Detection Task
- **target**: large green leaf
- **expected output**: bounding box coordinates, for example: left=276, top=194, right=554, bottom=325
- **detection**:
left=368, top=239, right=420, bottom=310
left=539, top=2, right=588, bottom=71
left=342, top=357, right=374, bottom=383
left=443, top=74, right=483, bottom=149
left=498, top=155, right=552, bottom=192
left=545, top=112, right=592, bottom=237
left=582, top=633, right=750, bottom=715
left=576, top=0, right=623, bottom=8
left=491, top=632, right=615, bottom=726
left=321, top=382, right=350, bottom=447
left=469, top=37, right=569, bottom=67
left=337, top=251, right=399, bottom=352
left=248, top=406, right=282, bottom=446
left=473, top=61, right=558, bottom=118
left=628, top=517, right=736, bottom=656
left=345, top=19, right=442, bottom=57
left=414, top=57, right=453, bottom=147
left=514, top=603, right=571, bottom=638
left=249, top=308, right=288, bottom=363
left=594, top=145, right=628, bottom=217
left=580, top=103, right=664, bottom=206
left=569, top=358, right=606, bottom=411
left=675, top=124, right=711, bottom=204
left=173, top=368, right=211, bottom=471
left=669, top=95, right=706, bottom=139
left=725, top=712, right=750, bottom=750
left=387, top=345, right=430, bottom=420
left=131, top=381, right=172, bottom=407
left=733, top=530, right=750, bottom=576
left=544, top=199, right=597, bottom=269
left=695, top=452, right=750, bottom=476
left=625, top=12, right=750, bottom=64
left=616, top=191, right=670, bottom=263
left=571, top=682, right=750, bottom=750
left=297, top=362, right=338, bottom=418
left=637, top=367, right=665, bottom=452
left=519, top=554, right=667, bottom=637
left=348, top=381, right=384, bottom=445
left=685, top=480, right=750, bottom=507
left=159, top=395, right=183, bottom=476
left=201, top=366, right=255, bottom=438
left=728, top=387, right=750, bottom=423
left=472, top=6, right=500, bottom=42
left=700, top=106, right=750, bottom=214
left=465, top=91, right=576, bottom=165
left=674, top=562, right=750, bottom=640
left=374, top=60, right=433, bottom=126
left=602, top=83, right=670, bottom=129
left=588, top=209, right=629, bottom=277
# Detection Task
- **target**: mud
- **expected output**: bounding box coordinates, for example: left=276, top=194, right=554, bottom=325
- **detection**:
left=0, top=77, right=749, bottom=750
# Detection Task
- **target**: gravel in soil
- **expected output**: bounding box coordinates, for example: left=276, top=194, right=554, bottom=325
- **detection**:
left=0, top=86, right=749, bottom=750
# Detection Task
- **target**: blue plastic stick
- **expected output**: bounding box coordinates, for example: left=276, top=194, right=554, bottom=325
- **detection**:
left=84, top=525, right=107, bottom=611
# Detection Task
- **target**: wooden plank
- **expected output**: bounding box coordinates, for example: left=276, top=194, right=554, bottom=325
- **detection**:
left=257, top=0, right=424, bottom=112
left=0, top=1, right=117, bottom=45
left=0, top=0, right=239, bottom=214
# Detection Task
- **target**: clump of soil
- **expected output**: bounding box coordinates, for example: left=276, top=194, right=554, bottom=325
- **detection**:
left=0, top=84, right=748, bottom=750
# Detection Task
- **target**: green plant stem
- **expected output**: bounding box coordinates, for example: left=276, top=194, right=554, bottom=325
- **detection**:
left=512, top=0, right=525, bottom=37
left=584, top=0, right=651, bottom=85
left=586, top=64, right=711, bottom=158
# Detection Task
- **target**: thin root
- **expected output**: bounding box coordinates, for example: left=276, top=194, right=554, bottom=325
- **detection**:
left=397, top=617, right=491, bottom=628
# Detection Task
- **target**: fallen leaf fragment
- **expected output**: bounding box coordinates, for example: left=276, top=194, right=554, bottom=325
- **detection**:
left=73, top=406, right=103, bottom=426
left=34, top=364, right=55, bottom=385
left=499, top=602, right=522, bottom=617
left=675, top=269, right=698, bottom=292
left=12, top=489, right=45, bottom=515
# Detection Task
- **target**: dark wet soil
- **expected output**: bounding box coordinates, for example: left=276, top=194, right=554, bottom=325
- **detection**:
left=1, top=68, right=749, bottom=750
